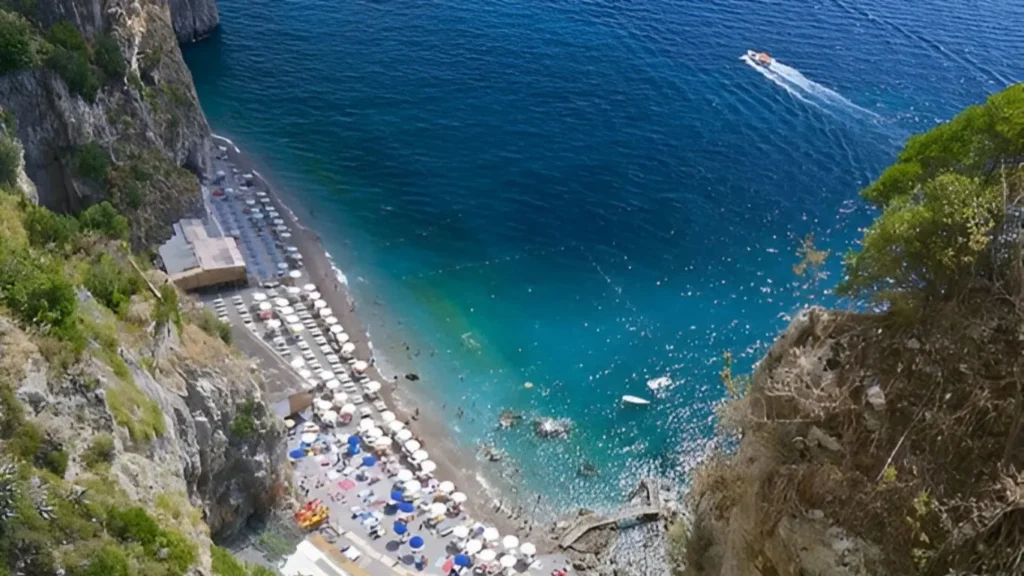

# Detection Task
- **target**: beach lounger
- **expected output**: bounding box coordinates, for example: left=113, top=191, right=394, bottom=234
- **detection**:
left=358, top=407, right=372, bottom=418
left=373, top=400, right=387, bottom=412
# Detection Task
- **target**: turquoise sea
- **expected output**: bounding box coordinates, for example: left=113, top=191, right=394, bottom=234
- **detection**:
left=183, top=0, right=1024, bottom=512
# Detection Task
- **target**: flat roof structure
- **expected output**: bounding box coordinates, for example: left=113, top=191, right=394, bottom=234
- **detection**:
left=159, top=219, right=247, bottom=291
left=281, top=534, right=373, bottom=576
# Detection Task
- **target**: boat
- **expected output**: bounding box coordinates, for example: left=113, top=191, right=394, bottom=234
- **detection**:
left=646, top=376, right=672, bottom=392
left=621, top=395, right=651, bottom=406
left=746, top=50, right=774, bottom=68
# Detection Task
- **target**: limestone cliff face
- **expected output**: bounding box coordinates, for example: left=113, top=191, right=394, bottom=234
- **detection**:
left=167, top=0, right=219, bottom=43
left=0, top=0, right=211, bottom=244
left=4, top=297, right=286, bottom=559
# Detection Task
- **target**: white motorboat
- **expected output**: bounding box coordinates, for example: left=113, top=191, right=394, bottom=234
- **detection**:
left=621, top=395, right=651, bottom=406
left=746, top=50, right=774, bottom=68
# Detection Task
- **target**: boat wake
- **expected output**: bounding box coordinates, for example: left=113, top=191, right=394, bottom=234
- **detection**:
left=740, top=54, right=880, bottom=122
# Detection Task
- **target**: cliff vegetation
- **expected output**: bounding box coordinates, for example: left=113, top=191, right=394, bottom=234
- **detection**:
left=676, top=84, right=1024, bottom=576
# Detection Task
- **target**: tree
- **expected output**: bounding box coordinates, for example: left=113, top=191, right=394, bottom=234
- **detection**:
left=0, top=11, right=34, bottom=74
left=0, top=135, right=19, bottom=188
left=840, top=173, right=1001, bottom=304
left=93, top=34, right=125, bottom=82
left=73, top=143, right=109, bottom=183
left=23, top=203, right=80, bottom=249
left=84, top=254, right=141, bottom=314
left=79, top=201, right=129, bottom=240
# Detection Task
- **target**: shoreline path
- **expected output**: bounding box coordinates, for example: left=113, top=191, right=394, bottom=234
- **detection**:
left=197, top=135, right=570, bottom=575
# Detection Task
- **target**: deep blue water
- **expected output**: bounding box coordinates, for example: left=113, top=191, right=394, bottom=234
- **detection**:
left=183, top=0, right=1024, bottom=512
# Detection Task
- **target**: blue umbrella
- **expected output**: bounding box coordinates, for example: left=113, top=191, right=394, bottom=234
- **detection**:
left=390, top=490, right=404, bottom=502
left=398, top=501, right=415, bottom=514
left=409, top=536, right=424, bottom=551
left=288, top=449, right=305, bottom=459
left=393, top=521, right=408, bottom=535
left=362, top=455, right=377, bottom=467
left=347, top=445, right=360, bottom=456
left=348, top=435, right=361, bottom=446
left=453, top=554, right=472, bottom=567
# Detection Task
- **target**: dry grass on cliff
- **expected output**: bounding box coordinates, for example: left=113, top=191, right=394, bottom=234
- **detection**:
left=725, top=297, right=1024, bottom=575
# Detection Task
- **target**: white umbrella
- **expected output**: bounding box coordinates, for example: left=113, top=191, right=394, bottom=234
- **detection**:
left=482, top=527, right=500, bottom=543
left=255, top=190, right=266, bottom=196
left=287, top=286, right=301, bottom=296
left=499, top=554, right=517, bottom=569
left=395, top=429, right=412, bottom=441
left=276, top=262, right=288, bottom=270
left=315, top=399, right=332, bottom=411
left=335, top=332, right=351, bottom=343
left=429, top=502, right=447, bottom=517
left=266, top=319, right=282, bottom=329
left=342, top=342, right=356, bottom=355
left=300, top=432, right=318, bottom=444
left=309, top=291, right=321, bottom=300
left=396, top=469, right=414, bottom=483
left=252, top=292, right=267, bottom=302
left=298, top=369, right=313, bottom=379
left=274, top=298, right=289, bottom=307
left=353, top=360, right=369, bottom=373
left=438, top=481, right=455, bottom=494
left=275, top=224, right=288, bottom=232
left=502, top=535, right=519, bottom=551
left=340, top=403, right=356, bottom=414
left=245, top=199, right=256, bottom=206
left=319, top=307, right=334, bottom=318
left=373, top=436, right=393, bottom=447
left=330, top=325, right=344, bottom=334
left=452, top=525, right=470, bottom=539
left=332, top=392, right=348, bottom=405
left=359, top=418, right=376, bottom=431
left=289, top=323, right=304, bottom=334
left=519, top=543, right=536, bottom=556
left=322, top=411, right=338, bottom=425
left=477, top=549, right=496, bottom=563
left=365, top=427, right=383, bottom=440
left=303, top=283, right=316, bottom=292
left=279, top=306, right=295, bottom=316
left=451, top=492, right=468, bottom=504
left=380, top=410, right=396, bottom=423
left=325, top=379, right=340, bottom=390
left=404, top=439, right=421, bottom=452
left=388, top=420, right=406, bottom=433
left=285, top=314, right=300, bottom=324
left=411, top=449, right=429, bottom=463
left=465, top=539, right=483, bottom=554
left=273, top=218, right=285, bottom=225
left=419, top=460, right=437, bottom=474
left=288, top=270, right=302, bottom=279
left=258, top=301, right=273, bottom=311
left=313, top=299, right=327, bottom=309
left=290, top=358, right=305, bottom=368
left=318, top=370, right=335, bottom=381
left=280, top=232, right=292, bottom=239
left=403, top=479, right=422, bottom=494
left=365, top=381, right=382, bottom=394
left=325, top=316, right=339, bottom=326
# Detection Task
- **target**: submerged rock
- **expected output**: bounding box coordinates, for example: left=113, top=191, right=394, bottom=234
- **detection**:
left=497, top=409, right=523, bottom=429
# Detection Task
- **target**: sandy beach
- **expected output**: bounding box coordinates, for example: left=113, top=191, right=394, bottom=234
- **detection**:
left=209, top=135, right=542, bottom=545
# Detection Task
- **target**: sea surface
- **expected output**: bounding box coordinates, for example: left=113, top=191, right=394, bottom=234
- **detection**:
left=183, top=0, right=1024, bottom=513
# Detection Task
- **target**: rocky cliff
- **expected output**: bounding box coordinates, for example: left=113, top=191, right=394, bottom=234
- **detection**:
left=0, top=0, right=212, bottom=245
left=168, top=0, right=219, bottom=43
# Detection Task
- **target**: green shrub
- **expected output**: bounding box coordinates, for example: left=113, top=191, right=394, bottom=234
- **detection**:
left=105, top=506, right=196, bottom=575
left=0, top=246, right=78, bottom=332
left=0, top=10, right=35, bottom=74
left=196, top=308, right=232, bottom=344
left=72, top=545, right=131, bottom=576
left=0, top=135, right=19, bottom=188
left=72, top=142, right=109, bottom=183
left=0, top=381, right=26, bottom=437
left=46, top=20, right=87, bottom=53
left=84, top=254, right=141, bottom=314
left=43, top=448, right=68, bottom=476
left=230, top=400, right=258, bottom=440
left=23, top=202, right=79, bottom=249
left=79, top=201, right=129, bottom=240
left=83, top=433, right=115, bottom=468
left=46, top=47, right=99, bottom=101
left=154, top=283, right=180, bottom=329
left=8, top=418, right=42, bottom=460
left=92, top=34, right=124, bottom=82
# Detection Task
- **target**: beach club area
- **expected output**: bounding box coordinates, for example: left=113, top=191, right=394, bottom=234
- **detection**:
left=183, top=136, right=572, bottom=576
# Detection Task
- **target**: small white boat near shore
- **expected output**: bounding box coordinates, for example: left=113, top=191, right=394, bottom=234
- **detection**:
left=621, top=395, right=651, bottom=406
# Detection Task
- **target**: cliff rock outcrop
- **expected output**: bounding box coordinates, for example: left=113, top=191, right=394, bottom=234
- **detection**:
left=0, top=0, right=211, bottom=245
left=168, top=0, right=219, bottom=43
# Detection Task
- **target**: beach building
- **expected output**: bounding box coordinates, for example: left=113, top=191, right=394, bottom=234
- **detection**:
left=281, top=534, right=370, bottom=576
left=159, top=219, right=247, bottom=291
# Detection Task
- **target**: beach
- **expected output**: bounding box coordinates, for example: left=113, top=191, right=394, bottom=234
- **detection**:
left=206, top=135, right=550, bottom=552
